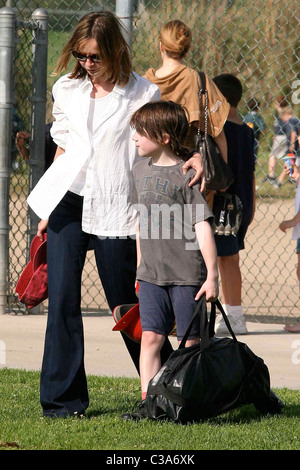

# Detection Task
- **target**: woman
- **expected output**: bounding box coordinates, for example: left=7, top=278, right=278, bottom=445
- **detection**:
left=27, top=11, right=203, bottom=418
left=144, top=20, right=230, bottom=206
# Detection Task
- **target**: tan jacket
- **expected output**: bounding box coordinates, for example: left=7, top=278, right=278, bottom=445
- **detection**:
left=144, top=65, right=229, bottom=140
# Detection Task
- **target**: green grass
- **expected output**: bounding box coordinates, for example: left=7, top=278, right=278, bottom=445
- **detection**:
left=0, top=368, right=299, bottom=451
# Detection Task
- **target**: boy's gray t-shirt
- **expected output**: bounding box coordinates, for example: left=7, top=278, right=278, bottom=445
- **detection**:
left=131, top=159, right=214, bottom=286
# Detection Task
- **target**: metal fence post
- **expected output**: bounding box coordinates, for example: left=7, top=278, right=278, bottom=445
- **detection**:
left=0, top=7, right=15, bottom=315
left=27, top=8, right=48, bottom=314
left=116, top=0, right=134, bottom=49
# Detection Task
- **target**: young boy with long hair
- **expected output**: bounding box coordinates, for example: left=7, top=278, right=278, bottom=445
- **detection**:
left=122, top=101, right=219, bottom=420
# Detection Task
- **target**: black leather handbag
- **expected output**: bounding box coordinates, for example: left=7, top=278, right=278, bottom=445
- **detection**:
left=195, top=71, right=234, bottom=191
left=145, top=296, right=284, bottom=424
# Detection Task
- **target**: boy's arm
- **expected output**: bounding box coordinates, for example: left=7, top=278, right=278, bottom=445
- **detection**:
left=136, top=223, right=141, bottom=268
left=194, top=220, right=219, bottom=301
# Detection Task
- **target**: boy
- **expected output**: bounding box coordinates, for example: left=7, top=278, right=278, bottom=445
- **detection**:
left=243, top=98, right=265, bottom=158
left=122, top=101, right=218, bottom=420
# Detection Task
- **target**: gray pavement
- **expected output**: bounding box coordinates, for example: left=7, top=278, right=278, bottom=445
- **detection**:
left=0, top=312, right=299, bottom=390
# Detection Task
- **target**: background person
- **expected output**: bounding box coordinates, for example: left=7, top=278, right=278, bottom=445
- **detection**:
left=212, top=73, right=255, bottom=335
left=16, top=123, right=57, bottom=172
left=279, top=164, right=300, bottom=333
left=243, top=98, right=265, bottom=158
left=143, top=19, right=230, bottom=207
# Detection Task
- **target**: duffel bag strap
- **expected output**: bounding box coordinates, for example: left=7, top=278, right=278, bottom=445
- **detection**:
left=179, top=295, right=210, bottom=351
left=209, top=300, right=237, bottom=342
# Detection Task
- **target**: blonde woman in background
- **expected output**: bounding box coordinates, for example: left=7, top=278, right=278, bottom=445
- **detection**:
left=144, top=20, right=230, bottom=206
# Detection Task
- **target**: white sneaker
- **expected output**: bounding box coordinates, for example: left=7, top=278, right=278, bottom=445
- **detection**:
left=215, top=314, right=248, bottom=335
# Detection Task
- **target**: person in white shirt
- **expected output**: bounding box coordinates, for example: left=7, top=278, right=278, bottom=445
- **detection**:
left=279, top=162, right=300, bottom=333
left=27, top=11, right=203, bottom=418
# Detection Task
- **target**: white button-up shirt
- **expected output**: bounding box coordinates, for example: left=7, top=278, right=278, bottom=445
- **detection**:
left=27, top=72, right=160, bottom=236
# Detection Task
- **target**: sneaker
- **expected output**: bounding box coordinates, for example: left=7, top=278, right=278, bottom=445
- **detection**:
left=215, top=315, right=248, bottom=335
left=121, top=400, right=148, bottom=421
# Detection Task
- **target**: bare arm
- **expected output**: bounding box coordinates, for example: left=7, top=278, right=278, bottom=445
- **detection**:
left=279, top=210, right=300, bottom=233
left=136, top=224, right=141, bottom=268
left=289, top=130, right=297, bottom=153
left=194, top=220, right=219, bottom=301
left=214, top=130, right=228, bottom=163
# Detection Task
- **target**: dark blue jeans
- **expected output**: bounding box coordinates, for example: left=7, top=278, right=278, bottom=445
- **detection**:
left=40, top=192, right=173, bottom=417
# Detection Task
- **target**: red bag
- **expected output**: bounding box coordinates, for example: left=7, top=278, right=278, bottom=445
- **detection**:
left=15, top=235, right=48, bottom=309
left=112, top=303, right=141, bottom=343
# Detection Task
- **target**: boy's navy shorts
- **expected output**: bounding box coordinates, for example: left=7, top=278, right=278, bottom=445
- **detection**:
left=138, top=280, right=200, bottom=340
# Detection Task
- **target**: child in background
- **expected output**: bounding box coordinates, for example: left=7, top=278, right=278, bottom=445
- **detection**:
left=243, top=98, right=265, bottom=158
left=122, top=101, right=219, bottom=420
left=279, top=162, right=300, bottom=332
left=212, top=74, right=256, bottom=335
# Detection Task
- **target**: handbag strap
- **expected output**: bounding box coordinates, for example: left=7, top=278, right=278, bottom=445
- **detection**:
left=179, top=295, right=237, bottom=351
left=197, top=71, right=208, bottom=140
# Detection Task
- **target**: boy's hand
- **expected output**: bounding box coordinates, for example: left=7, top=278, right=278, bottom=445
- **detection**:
left=195, top=278, right=219, bottom=302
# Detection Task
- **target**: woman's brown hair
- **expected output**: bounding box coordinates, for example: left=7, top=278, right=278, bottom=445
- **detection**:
left=130, top=101, right=190, bottom=160
left=52, top=11, right=133, bottom=86
left=160, top=20, right=192, bottom=60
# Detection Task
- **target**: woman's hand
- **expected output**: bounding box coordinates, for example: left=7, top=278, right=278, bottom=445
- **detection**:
left=37, top=219, right=49, bottom=241
left=182, top=152, right=205, bottom=190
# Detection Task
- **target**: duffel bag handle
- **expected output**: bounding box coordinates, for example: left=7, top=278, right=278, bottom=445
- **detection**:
left=210, top=300, right=237, bottom=342
left=179, top=296, right=237, bottom=351
left=179, top=295, right=209, bottom=350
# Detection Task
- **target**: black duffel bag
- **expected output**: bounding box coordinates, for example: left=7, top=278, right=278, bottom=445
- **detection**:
left=145, top=296, right=284, bottom=423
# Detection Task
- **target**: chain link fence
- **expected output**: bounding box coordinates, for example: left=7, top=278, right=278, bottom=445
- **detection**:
left=2, top=0, right=300, bottom=323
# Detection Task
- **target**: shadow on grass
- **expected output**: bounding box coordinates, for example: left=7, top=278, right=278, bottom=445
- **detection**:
left=85, top=400, right=300, bottom=424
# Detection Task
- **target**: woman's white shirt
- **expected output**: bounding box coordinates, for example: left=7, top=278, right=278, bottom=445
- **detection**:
left=27, top=72, right=160, bottom=236
left=69, top=94, right=114, bottom=195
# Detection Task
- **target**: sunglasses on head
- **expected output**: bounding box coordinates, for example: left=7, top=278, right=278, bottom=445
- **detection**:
left=72, top=51, right=101, bottom=63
